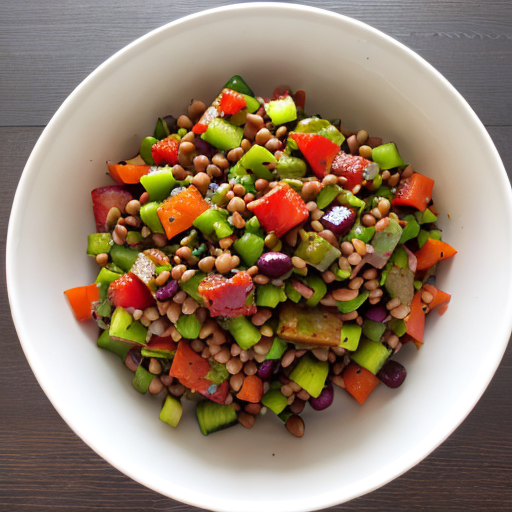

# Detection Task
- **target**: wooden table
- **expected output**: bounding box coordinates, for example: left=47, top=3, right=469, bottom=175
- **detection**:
left=1, top=1, right=511, bottom=510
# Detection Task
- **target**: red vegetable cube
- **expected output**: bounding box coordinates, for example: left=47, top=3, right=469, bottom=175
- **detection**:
left=108, top=272, right=155, bottom=310
left=151, top=136, right=179, bottom=167
left=289, top=133, right=340, bottom=179
left=330, top=151, right=371, bottom=190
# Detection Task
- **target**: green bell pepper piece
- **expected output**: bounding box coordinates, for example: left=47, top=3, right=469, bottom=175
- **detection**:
left=337, top=290, right=369, bottom=313
left=316, top=185, right=341, bottom=210
left=346, top=224, right=375, bottom=244
left=140, top=169, right=176, bottom=202
left=337, top=190, right=366, bottom=209
left=400, top=214, right=420, bottom=244
left=176, top=313, right=202, bottom=339
left=294, top=230, right=341, bottom=272
left=224, top=75, right=254, bottom=96
left=97, top=329, right=131, bottom=360
left=132, top=365, right=155, bottom=393
left=388, top=318, right=407, bottom=337
left=418, top=228, right=442, bottom=248
left=225, top=316, right=261, bottom=350
left=239, top=144, right=276, bottom=180
left=159, top=395, right=183, bottom=427
left=261, top=390, right=288, bottom=415
left=266, top=337, right=288, bottom=360
left=289, top=354, right=329, bottom=398
left=154, top=117, right=170, bottom=140
left=110, top=245, right=140, bottom=272
left=275, top=154, right=307, bottom=179
left=201, top=118, right=243, bottom=151
left=179, top=272, right=206, bottom=304
left=372, top=142, right=406, bottom=170
left=304, top=275, right=327, bottom=307
left=392, top=245, right=409, bottom=269
left=339, top=323, right=362, bottom=351
left=265, top=95, right=297, bottom=125
left=242, top=94, right=260, bottom=113
left=193, top=208, right=233, bottom=239
left=140, top=202, right=165, bottom=234
left=256, top=284, right=286, bottom=308
left=245, top=216, right=264, bottom=237
left=140, top=136, right=158, bottom=165
left=233, top=232, right=265, bottom=267
left=351, top=337, right=392, bottom=375
left=294, top=117, right=345, bottom=146
left=362, top=319, right=387, bottom=342
left=212, top=183, right=230, bottom=206
left=285, top=281, right=302, bottom=303
left=87, top=233, right=112, bottom=256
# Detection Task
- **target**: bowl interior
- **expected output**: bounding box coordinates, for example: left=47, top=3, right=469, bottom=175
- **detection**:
left=7, top=4, right=512, bottom=512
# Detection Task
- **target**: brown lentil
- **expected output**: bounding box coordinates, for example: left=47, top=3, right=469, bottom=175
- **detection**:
left=347, top=252, right=362, bottom=266
left=255, top=178, right=269, bottom=191
left=369, top=288, right=383, bottom=299
left=364, top=279, right=379, bottom=291
left=332, top=288, right=359, bottom=301
left=192, top=172, right=210, bottom=194
left=173, top=290, right=187, bottom=304
left=387, top=334, right=400, bottom=349
left=187, top=99, right=206, bottom=120
left=382, top=170, right=391, bottom=180
left=211, top=154, right=228, bottom=170
left=177, top=115, right=193, bottom=129
left=219, top=237, right=234, bottom=249
left=347, top=134, right=360, bottom=155
left=341, top=310, right=359, bottom=321
left=227, top=147, right=244, bottom=162
left=227, top=196, right=245, bottom=213
left=311, top=220, right=323, bottom=232
left=285, top=415, right=305, bottom=437
left=231, top=211, right=246, bottom=229
left=359, top=145, right=373, bottom=159
left=320, top=294, right=337, bottom=306
left=95, top=253, right=108, bottom=267
left=349, top=277, right=364, bottom=290
left=322, top=270, right=336, bottom=283
left=215, top=253, right=233, bottom=273
left=275, top=126, right=288, bottom=138
left=362, top=213, right=376, bottom=227
left=251, top=309, right=272, bottom=326
left=311, top=347, right=329, bottom=362
left=152, top=233, right=167, bottom=247
left=169, top=383, right=186, bottom=396
left=148, top=357, right=162, bottom=375
left=386, top=297, right=401, bottom=310
left=363, top=268, right=378, bottom=280
left=243, top=360, right=257, bottom=376
left=106, top=207, right=121, bottom=229
left=302, top=180, right=321, bottom=201
left=255, top=128, right=272, bottom=145
left=402, top=164, right=414, bottom=178
left=352, top=238, right=367, bottom=256
left=247, top=265, right=259, bottom=276
left=311, top=209, right=325, bottom=221
left=390, top=304, right=410, bottom=319
left=260, top=325, right=273, bottom=337
left=331, top=375, right=345, bottom=388
left=281, top=349, right=296, bottom=368
left=238, top=411, right=255, bottom=429
left=265, top=137, right=281, bottom=152
left=422, top=291, right=434, bottom=304
left=148, top=378, right=164, bottom=395
left=292, top=256, right=306, bottom=269
left=338, top=256, right=351, bottom=271
left=341, top=241, right=354, bottom=255
left=281, top=384, right=293, bottom=397
left=141, top=226, right=151, bottom=238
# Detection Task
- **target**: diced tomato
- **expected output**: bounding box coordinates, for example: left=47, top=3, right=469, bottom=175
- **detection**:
left=237, top=375, right=263, bottom=403
left=64, top=284, right=99, bottom=321
left=219, top=88, right=247, bottom=116
left=343, top=363, right=380, bottom=404
left=91, top=185, right=133, bottom=233
left=146, top=336, right=177, bottom=353
left=423, top=283, right=451, bottom=315
left=157, top=186, right=209, bottom=240
left=330, top=151, right=371, bottom=190
left=198, top=271, right=257, bottom=318
left=170, top=341, right=229, bottom=404
left=415, top=239, right=457, bottom=271
left=107, top=272, right=155, bottom=310
left=247, top=182, right=309, bottom=238
left=289, top=133, right=340, bottom=179
left=108, top=163, right=151, bottom=184
left=405, top=291, right=425, bottom=344
left=392, top=173, right=435, bottom=212
left=151, top=136, right=179, bottom=167
left=192, top=106, right=218, bottom=135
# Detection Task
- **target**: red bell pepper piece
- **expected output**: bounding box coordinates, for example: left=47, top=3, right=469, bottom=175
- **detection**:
left=289, top=132, right=340, bottom=179
left=415, top=238, right=457, bottom=271
left=64, top=284, right=99, bottom=322
left=146, top=336, right=177, bottom=353
left=108, top=272, right=156, bottom=310
left=198, top=271, right=257, bottom=318
left=108, top=163, right=151, bottom=184
left=91, top=185, right=133, bottom=233
left=157, top=186, right=210, bottom=240
left=219, top=88, right=247, bottom=116
left=330, top=151, right=371, bottom=190
left=405, top=291, right=425, bottom=344
left=343, top=363, right=380, bottom=404
left=170, top=341, right=229, bottom=404
left=392, top=173, right=435, bottom=212
left=237, top=375, right=264, bottom=403
left=423, top=283, right=451, bottom=315
left=151, top=136, right=179, bottom=167
left=247, top=182, right=309, bottom=238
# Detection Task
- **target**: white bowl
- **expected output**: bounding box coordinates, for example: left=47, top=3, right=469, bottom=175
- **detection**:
left=7, top=3, right=512, bottom=511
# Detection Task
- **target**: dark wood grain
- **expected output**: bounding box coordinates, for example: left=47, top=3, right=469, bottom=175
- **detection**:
left=1, top=1, right=511, bottom=511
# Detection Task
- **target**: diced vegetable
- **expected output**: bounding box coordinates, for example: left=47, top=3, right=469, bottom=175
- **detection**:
left=159, top=395, right=183, bottom=427
left=304, top=275, right=327, bottom=307
left=140, top=169, right=176, bottom=202
left=97, top=329, right=131, bottom=360
left=343, top=363, right=380, bottom=404
left=362, top=320, right=386, bottom=342
left=201, top=118, right=244, bottom=151
left=196, top=400, right=237, bottom=436
left=176, top=313, right=202, bottom=339
left=388, top=318, right=407, bottom=337
left=233, top=232, right=265, bottom=267
left=423, top=283, right=451, bottom=313
left=132, top=365, right=155, bottom=393
left=151, top=136, right=179, bottom=167
left=193, top=208, right=233, bottom=239
left=256, top=283, right=286, bottom=308
left=91, top=185, right=133, bottom=233
left=337, top=290, right=369, bottom=313
left=179, top=271, right=206, bottom=304
left=351, top=338, right=392, bottom=374
left=261, top=389, right=288, bottom=415
left=294, top=231, right=341, bottom=272
left=405, top=291, right=425, bottom=344
left=265, top=95, right=297, bottom=125
left=289, top=354, right=329, bottom=398
left=316, top=185, right=340, bottom=210
left=415, top=238, right=457, bottom=271
left=224, top=74, right=254, bottom=96
left=108, top=272, right=155, bottom=310
left=109, top=307, right=147, bottom=345
left=141, top=336, right=177, bottom=358
left=330, top=152, right=371, bottom=190
left=399, top=214, right=420, bottom=244
left=275, top=154, right=307, bottom=179
left=219, top=88, right=247, bottom=116
left=392, top=173, right=435, bottom=212
left=87, top=233, right=112, bottom=256
left=64, top=284, right=99, bottom=322
left=238, top=144, right=276, bottom=180
left=371, top=142, right=406, bottom=169
left=366, top=218, right=403, bottom=269
left=339, top=323, right=362, bottom=351
left=384, top=266, right=415, bottom=306
left=247, top=183, right=309, bottom=238
left=157, top=186, right=209, bottom=240
left=237, top=375, right=264, bottom=403
left=289, top=132, right=340, bottom=179
left=110, top=245, right=140, bottom=272
left=107, top=163, right=151, bottom=184
left=224, top=316, right=261, bottom=350
left=266, top=337, right=288, bottom=360
left=140, top=201, right=165, bottom=234
left=294, top=117, right=345, bottom=146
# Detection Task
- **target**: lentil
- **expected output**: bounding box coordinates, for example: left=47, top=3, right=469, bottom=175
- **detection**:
left=285, top=415, right=305, bottom=437
left=238, top=412, right=255, bottom=429
left=375, top=217, right=390, bottom=232
left=95, top=253, right=108, bottom=267
left=390, top=304, right=410, bottom=319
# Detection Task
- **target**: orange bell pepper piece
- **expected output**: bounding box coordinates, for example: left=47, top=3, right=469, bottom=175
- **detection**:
left=405, top=291, right=425, bottom=344
left=415, top=238, right=457, bottom=271
left=108, top=163, right=151, bottom=184
left=392, top=173, right=435, bottom=212
left=64, top=284, right=99, bottom=321
left=236, top=375, right=264, bottom=403
left=343, top=363, right=380, bottom=404
left=157, top=186, right=209, bottom=240
left=423, top=283, right=451, bottom=315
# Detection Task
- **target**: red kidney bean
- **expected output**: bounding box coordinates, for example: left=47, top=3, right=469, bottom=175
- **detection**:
left=155, top=280, right=179, bottom=301
left=309, top=383, right=334, bottom=411
left=129, top=347, right=143, bottom=367
left=366, top=305, right=388, bottom=323
left=377, top=360, right=407, bottom=388
left=257, top=360, right=275, bottom=380
left=257, top=252, right=293, bottom=279
left=321, top=206, right=356, bottom=237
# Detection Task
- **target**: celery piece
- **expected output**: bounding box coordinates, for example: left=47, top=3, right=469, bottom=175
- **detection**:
left=304, top=275, right=327, bottom=307
left=132, top=366, right=155, bottom=393
left=201, top=118, right=243, bottom=151
left=265, top=95, right=297, bottom=125
left=242, top=94, right=260, bottom=113
left=96, top=267, right=120, bottom=301
left=141, top=348, right=174, bottom=359
left=385, top=266, right=415, bottom=306
left=351, top=337, right=392, bottom=375
left=97, top=329, right=131, bottom=360
left=176, top=313, right=201, bottom=339
left=179, top=271, right=206, bottom=304
left=339, top=323, right=362, bottom=351
left=261, top=390, right=288, bottom=415
left=110, top=245, right=140, bottom=272
left=140, top=201, right=165, bottom=234
left=226, top=316, right=261, bottom=350
left=316, top=185, right=341, bottom=210
left=362, top=320, right=386, bottom=342
left=275, top=154, right=307, bottom=179
left=233, top=232, right=265, bottom=267
left=289, top=354, right=329, bottom=398
left=400, top=214, right=420, bottom=244
left=140, top=169, right=176, bottom=202
left=256, top=284, right=286, bottom=308
left=196, top=401, right=238, bottom=436
left=388, top=318, right=407, bottom=337
left=140, top=136, right=158, bottom=165
left=372, top=142, right=406, bottom=170
left=87, top=233, right=112, bottom=256
left=110, top=307, right=147, bottom=345
left=337, top=291, right=369, bottom=314
left=224, top=75, right=254, bottom=96
left=159, top=396, right=183, bottom=427
left=285, top=281, right=302, bottom=303
left=294, top=231, right=341, bottom=272
left=266, top=337, right=288, bottom=360
left=239, top=145, right=276, bottom=180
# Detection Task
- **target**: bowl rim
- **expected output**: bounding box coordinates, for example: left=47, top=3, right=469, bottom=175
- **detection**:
left=6, top=3, right=512, bottom=511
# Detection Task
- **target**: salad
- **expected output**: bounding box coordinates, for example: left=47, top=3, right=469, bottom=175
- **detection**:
left=65, top=75, right=456, bottom=437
